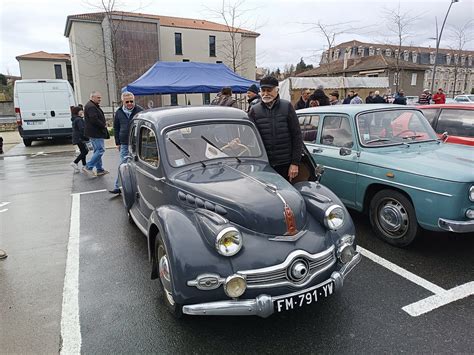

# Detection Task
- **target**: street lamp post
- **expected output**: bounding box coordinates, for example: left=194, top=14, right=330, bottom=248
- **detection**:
left=430, top=0, right=459, bottom=95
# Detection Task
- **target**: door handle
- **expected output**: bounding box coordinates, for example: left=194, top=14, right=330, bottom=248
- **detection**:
left=312, top=148, right=323, bottom=153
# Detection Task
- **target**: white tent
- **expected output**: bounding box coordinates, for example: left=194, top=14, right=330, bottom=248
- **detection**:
left=279, top=77, right=389, bottom=101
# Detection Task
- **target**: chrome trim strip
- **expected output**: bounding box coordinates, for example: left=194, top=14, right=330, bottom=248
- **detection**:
left=438, top=218, right=474, bottom=233
left=323, top=165, right=452, bottom=197
left=238, top=246, right=336, bottom=289
left=136, top=166, right=166, bottom=182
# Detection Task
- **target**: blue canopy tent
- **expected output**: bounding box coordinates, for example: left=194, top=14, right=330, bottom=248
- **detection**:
left=123, top=61, right=258, bottom=95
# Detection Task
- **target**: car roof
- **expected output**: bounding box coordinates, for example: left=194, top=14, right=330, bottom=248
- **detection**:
left=296, top=104, right=416, bottom=115
left=134, top=106, right=250, bottom=131
left=416, top=104, right=474, bottom=110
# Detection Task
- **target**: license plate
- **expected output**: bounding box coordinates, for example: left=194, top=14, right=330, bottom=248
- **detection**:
left=274, top=280, right=334, bottom=313
left=26, top=121, right=43, bottom=125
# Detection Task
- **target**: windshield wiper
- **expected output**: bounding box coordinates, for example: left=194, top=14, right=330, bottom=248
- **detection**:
left=168, top=137, right=206, bottom=167
left=365, top=138, right=392, bottom=144
left=402, top=135, right=423, bottom=140
left=201, top=135, right=241, bottom=163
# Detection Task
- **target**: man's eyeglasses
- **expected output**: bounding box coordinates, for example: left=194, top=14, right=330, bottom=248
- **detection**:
left=125, top=100, right=134, bottom=103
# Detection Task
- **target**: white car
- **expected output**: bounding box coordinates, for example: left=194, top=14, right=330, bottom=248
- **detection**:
left=406, top=96, right=419, bottom=105
left=454, top=95, right=474, bottom=103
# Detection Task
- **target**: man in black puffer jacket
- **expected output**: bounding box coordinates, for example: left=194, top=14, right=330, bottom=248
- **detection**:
left=248, top=76, right=303, bottom=182
left=109, top=92, right=143, bottom=194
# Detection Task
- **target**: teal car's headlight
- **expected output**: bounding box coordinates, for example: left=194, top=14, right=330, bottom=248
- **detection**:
left=469, top=186, right=474, bottom=202
left=324, top=205, right=345, bottom=230
left=215, top=227, right=242, bottom=256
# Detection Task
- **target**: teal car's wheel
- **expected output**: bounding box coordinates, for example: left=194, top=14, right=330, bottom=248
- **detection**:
left=369, top=190, right=419, bottom=247
left=156, top=235, right=183, bottom=318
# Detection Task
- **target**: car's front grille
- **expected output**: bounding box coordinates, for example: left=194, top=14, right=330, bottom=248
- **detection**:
left=239, top=245, right=336, bottom=289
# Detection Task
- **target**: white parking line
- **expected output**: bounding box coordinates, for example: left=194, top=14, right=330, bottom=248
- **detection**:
left=60, top=193, right=82, bottom=354
left=358, top=246, right=473, bottom=317
left=357, top=246, right=446, bottom=294
left=72, top=189, right=107, bottom=196
left=402, top=282, right=474, bottom=317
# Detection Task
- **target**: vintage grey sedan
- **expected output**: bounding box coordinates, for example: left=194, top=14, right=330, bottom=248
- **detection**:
left=119, top=106, right=360, bottom=318
left=298, top=104, right=474, bottom=247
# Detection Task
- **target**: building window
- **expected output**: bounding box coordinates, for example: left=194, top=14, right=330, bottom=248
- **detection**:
left=386, top=49, right=391, bottom=57
left=175, top=33, right=182, bottom=55
left=393, top=72, right=399, bottom=85
left=403, top=50, right=409, bottom=61
left=170, top=94, right=178, bottom=106
left=369, top=46, right=374, bottom=56
left=412, top=52, right=418, bottom=63
left=209, top=35, right=216, bottom=57
left=430, top=52, right=436, bottom=64
left=446, top=54, right=451, bottom=65
left=54, top=64, right=63, bottom=79
left=216, top=60, right=222, bottom=64
left=203, top=93, right=210, bottom=105
left=376, top=48, right=381, bottom=56
left=411, top=73, right=417, bottom=86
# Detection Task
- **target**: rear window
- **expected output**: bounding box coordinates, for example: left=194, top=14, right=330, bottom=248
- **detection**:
left=437, top=109, right=474, bottom=138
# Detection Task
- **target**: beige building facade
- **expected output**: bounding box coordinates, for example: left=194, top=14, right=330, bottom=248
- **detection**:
left=16, top=51, right=73, bottom=87
left=64, top=11, right=259, bottom=110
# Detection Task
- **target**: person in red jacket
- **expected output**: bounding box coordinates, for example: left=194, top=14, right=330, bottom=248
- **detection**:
left=432, top=88, right=446, bottom=104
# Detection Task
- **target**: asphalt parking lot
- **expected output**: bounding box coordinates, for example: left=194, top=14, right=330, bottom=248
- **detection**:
left=1, top=143, right=473, bottom=353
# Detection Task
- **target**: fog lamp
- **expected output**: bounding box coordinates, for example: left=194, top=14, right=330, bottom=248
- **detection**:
left=469, top=186, right=474, bottom=202
left=224, top=274, right=246, bottom=298
left=338, top=244, right=356, bottom=264
left=466, top=209, right=474, bottom=219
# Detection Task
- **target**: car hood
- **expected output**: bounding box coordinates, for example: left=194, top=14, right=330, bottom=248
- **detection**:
left=361, top=142, right=474, bottom=182
left=171, top=162, right=306, bottom=236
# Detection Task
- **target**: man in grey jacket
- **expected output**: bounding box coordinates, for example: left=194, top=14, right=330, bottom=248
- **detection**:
left=109, top=92, right=143, bottom=194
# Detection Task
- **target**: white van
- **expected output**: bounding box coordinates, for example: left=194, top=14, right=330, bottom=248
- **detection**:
left=14, top=79, right=77, bottom=146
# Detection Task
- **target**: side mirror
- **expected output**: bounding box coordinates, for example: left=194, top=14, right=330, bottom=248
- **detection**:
left=339, top=147, right=352, bottom=156
left=315, top=164, right=325, bottom=183
left=441, top=131, right=448, bottom=142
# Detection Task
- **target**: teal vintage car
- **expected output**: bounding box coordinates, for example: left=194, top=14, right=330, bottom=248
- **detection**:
left=297, top=104, right=474, bottom=247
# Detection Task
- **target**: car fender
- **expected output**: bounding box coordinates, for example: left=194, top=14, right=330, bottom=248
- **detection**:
left=119, top=161, right=136, bottom=210
left=149, top=205, right=234, bottom=303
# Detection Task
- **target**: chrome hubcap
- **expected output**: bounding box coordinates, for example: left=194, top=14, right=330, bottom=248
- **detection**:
left=158, top=245, right=175, bottom=306
left=378, top=198, right=408, bottom=238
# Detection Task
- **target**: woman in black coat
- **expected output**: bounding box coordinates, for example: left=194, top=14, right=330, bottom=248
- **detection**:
left=70, top=106, right=89, bottom=172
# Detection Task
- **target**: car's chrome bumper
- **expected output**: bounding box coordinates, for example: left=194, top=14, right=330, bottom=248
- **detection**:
left=182, top=252, right=361, bottom=318
left=438, top=218, right=474, bottom=233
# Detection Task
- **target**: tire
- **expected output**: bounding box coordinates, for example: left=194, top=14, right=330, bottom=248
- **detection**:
left=155, top=234, right=183, bottom=318
left=369, top=189, right=419, bottom=247
left=23, top=138, right=32, bottom=147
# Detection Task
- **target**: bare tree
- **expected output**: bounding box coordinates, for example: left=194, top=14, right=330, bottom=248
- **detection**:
left=382, top=5, right=420, bottom=92
left=205, top=0, right=259, bottom=75
left=447, top=20, right=473, bottom=97
left=299, top=21, right=371, bottom=77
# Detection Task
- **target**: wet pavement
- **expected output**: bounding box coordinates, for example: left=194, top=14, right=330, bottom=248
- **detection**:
left=0, top=143, right=473, bottom=353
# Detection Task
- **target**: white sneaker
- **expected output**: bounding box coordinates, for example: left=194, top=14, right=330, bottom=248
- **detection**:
left=70, top=162, right=80, bottom=172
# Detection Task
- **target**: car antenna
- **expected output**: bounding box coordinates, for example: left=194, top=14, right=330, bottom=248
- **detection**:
left=201, top=135, right=241, bottom=163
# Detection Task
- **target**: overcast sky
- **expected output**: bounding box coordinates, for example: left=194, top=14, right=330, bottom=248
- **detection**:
left=1, top=0, right=473, bottom=76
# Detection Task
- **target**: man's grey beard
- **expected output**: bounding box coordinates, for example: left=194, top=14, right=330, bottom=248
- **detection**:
left=261, top=96, right=273, bottom=103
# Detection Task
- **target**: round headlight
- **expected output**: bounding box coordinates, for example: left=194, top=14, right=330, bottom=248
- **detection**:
left=324, top=205, right=345, bottom=230
left=338, top=244, right=356, bottom=264
left=215, top=227, right=242, bottom=256
left=469, top=186, right=474, bottom=202
left=224, top=274, right=246, bottom=298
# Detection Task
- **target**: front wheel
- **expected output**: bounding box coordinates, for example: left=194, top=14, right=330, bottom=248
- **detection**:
left=156, top=234, right=183, bottom=318
left=369, top=189, right=419, bottom=247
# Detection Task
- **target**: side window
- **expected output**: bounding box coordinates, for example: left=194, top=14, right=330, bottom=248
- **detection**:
left=139, top=126, right=159, bottom=167
left=420, top=109, right=438, bottom=125
left=299, top=115, right=320, bottom=143
left=129, top=124, right=137, bottom=154
left=437, top=110, right=474, bottom=137
left=320, top=115, right=353, bottom=148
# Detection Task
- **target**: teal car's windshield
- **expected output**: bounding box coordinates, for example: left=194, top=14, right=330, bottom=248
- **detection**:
left=357, top=110, right=438, bottom=146
left=165, top=122, right=263, bottom=167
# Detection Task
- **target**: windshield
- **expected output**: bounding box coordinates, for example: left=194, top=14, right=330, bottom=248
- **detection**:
left=165, top=122, right=263, bottom=167
left=357, top=110, right=438, bottom=146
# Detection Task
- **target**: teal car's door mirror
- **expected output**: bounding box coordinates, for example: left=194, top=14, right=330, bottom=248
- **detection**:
left=441, top=131, right=449, bottom=142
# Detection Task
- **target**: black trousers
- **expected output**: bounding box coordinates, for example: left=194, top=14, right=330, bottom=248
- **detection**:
left=272, top=163, right=291, bottom=182
left=74, top=142, right=88, bottom=165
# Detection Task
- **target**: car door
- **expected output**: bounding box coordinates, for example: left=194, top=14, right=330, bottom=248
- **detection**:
left=135, top=122, right=165, bottom=219
left=436, top=108, right=474, bottom=145
left=42, top=81, right=73, bottom=135
left=306, top=114, right=359, bottom=207
left=16, top=82, right=49, bottom=134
